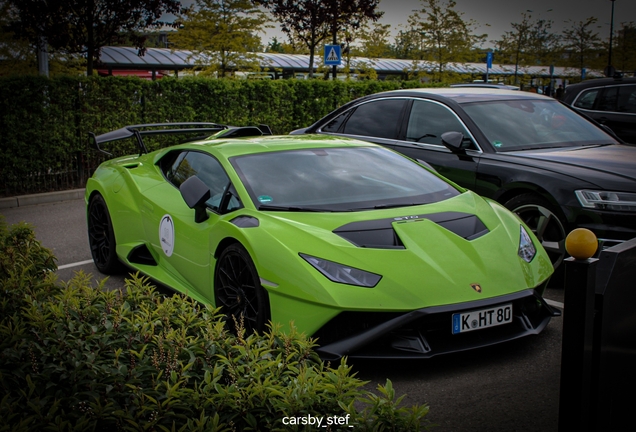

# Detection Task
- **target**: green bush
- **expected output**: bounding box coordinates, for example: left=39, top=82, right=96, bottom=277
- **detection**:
left=0, top=220, right=431, bottom=431
left=0, top=76, right=434, bottom=196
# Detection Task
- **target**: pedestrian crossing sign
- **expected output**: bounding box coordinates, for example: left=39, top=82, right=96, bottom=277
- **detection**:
left=324, top=44, right=342, bottom=66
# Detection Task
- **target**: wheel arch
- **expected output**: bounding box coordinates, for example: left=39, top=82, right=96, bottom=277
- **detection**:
left=214, top=236, right=241, bottom=260
left=494, top=183, right=568, bottom=225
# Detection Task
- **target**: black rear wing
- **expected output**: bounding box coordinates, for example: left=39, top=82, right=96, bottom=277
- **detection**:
left=89, top=122, right=273, bottom=156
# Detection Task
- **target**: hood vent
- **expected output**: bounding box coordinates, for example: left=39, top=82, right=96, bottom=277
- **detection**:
left=335, top=226, right=405, bottom=249
left=334, top=212, right=488, bottom=248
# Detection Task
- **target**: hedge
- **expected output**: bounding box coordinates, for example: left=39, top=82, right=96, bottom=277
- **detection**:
left=0, top=219, right=432, bottom=431
left=0, top=76, right=431, bottom=196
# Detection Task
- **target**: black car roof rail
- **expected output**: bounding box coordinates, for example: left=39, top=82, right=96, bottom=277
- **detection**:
left=89, top=122, right=273, bottom=156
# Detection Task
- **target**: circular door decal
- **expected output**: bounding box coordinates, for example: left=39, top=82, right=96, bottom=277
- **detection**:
left=159, top=214, right=175, bottom=257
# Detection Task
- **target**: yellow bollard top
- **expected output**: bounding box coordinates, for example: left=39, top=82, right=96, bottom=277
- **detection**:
left=565, top=228, right=598, bottom=260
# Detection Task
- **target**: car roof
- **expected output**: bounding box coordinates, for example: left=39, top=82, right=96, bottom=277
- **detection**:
left=565, top=77, right=636, bottom=90
left=450, top=83, right=521, bottom=90
left=187, top=133, right=375, bottom=158
left=371, top=87, right=549, bottom=104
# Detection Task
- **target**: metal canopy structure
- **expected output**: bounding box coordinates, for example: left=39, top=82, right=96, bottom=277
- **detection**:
left=98, top=46, right=601, bottom=79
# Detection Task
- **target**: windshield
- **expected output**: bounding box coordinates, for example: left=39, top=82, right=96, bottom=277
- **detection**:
left=231, top=147, right=460, bottom=212
left=462, top=99, right=617, bottom=151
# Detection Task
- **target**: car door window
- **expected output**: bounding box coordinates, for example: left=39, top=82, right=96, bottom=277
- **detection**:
left=321, top=111, right=350, bottom=132
left=598, top=87, right=619, bottom=112
left=617, top=85, right=636, bottom=113
left=573, top=89, right=599, bottom=110
left=341, top=99, right=406, bottom=139
left=163, top=151, right=241, bottom=213
left=406, top=100, right=472, bottom=146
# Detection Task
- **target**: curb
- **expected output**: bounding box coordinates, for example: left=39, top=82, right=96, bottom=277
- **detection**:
left=0, top=189, right=86, bottom=210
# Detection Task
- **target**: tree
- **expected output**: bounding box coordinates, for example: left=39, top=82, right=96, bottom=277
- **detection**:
left=494, top=12, right=560, bottom=84
left=4, top=0, right=181, bottom=76
left=494, top=12, right=533, bottom=84
left=527, top=17, right=560, bottom=68
left=266, top=36, right=285, bottom=53
left=390, top=28, right=425, bottom=60
left=171, top=0, right=268, bottom=77
left=0, top=1, right=35, bottom=76
left=613, top=22, right=636, bottom=75
left=253, top=0, right=383, bottom=78
left=355, top=22, right=392, bottom=59
left=410, top=0, right=486, bottom=82
left=561, top=17, right=603, bottom=79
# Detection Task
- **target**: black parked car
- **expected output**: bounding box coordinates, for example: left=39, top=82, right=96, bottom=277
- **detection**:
left=291, top=88, right=636, bottom=270
left=561, top=77, right=636, bottom=144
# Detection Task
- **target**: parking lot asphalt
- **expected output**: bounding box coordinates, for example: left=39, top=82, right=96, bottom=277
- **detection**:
left=1, top=193, right=564, bottom=431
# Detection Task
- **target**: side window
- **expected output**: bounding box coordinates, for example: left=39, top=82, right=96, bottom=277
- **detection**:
left=598, top=87, right=619, bottom=112
left=341, top=99, right=406, bottom=139
left=321, top=112, right=349, bottom=132
left=406, top=100, right=472, bottom=147
left=617, top=85, right=636, bottom=113
left=162, top=151, right=241, bottom=213
left=573, top=89, right=599, bottom=110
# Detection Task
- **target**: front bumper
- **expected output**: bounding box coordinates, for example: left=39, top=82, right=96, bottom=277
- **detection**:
left=314, top=288, right=559, bottom=360
left=573, top=207, right=636, bottom=245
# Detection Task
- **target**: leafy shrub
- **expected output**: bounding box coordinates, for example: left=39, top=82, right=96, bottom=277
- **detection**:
left=0, top=221, right=431, bottom=431
left=0, top=76, right=435, bottom=196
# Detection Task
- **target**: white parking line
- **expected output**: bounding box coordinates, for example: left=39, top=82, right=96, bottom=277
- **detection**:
left=545, top=299, right=564, bottom=310
left=58, top=259, right=94, bottom=270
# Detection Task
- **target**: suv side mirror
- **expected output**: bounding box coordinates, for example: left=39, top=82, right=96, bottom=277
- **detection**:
left=180, top=176, right=211, bottom=223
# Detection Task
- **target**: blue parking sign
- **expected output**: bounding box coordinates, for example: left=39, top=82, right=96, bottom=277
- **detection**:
left=324, top=45, right=342, bottom=66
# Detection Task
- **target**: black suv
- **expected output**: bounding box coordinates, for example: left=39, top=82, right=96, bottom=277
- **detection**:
left=562, top=77, right=636, bottom=144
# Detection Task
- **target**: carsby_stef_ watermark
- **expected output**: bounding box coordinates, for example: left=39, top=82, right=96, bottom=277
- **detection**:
left=281, top=413, right=353, bottom=428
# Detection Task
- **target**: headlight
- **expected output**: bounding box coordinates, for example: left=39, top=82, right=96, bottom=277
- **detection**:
left=299, top=254, right=381, bottom=288
left=518, top=225, right=536, bottom=263
left=575, top=190, right=636, bottom=212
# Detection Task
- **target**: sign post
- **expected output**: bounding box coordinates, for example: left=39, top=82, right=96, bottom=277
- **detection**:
left=324, top=44, right=342, bottom=79
left=486, top=51, right=492, bottom=83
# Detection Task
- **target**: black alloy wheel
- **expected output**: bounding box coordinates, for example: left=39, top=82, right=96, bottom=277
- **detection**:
left=214, top=243, right=270, bottom=334
left=505, top=193, right=567, bottom=270
left=88, top=194, right=122, bottom=274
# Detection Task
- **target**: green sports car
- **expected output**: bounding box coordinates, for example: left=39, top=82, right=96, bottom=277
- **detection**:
left=86, top=123, right=558, bottom=360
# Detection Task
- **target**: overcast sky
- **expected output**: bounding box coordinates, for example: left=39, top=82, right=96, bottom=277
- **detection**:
left=260, top=0, right=635, bottom=48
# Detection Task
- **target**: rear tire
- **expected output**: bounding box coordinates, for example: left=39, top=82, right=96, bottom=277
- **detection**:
left=504, top=193, right=567, bottom=270
left=88, top=194, right=123, bottom=274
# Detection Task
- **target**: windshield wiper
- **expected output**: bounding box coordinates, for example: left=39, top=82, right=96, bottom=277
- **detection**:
left=258, top=204, right=331, bottom=212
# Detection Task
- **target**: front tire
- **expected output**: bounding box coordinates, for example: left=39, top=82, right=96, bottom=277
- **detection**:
left=88, top=194, right=123, bottom=274
left=505, top=193, right=567, bottom=270
left=214, top=243, right=270, bottom=334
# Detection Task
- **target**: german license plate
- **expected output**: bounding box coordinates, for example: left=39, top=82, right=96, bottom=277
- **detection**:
left=452, top=303, right=513, bottom=334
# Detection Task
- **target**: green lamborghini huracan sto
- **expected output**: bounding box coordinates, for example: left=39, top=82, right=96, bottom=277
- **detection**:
left=86, top=124, right=558, bottom=360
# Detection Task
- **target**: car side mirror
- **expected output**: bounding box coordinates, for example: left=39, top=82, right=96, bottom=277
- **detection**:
left=180, top=176, right=211, bottom=223
left=441, top=131, right=465, bottom=153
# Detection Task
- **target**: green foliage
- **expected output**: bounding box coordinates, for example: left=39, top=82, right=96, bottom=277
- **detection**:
left=171, top=0, right=269, bottom=78
left=4, top=0, right=181, bottom=75
left=0, top=75, right=429, bottom=196
left=0, top=217, right=58, bottom=317
left=254, top=0, right=383, bottom=78
left=562, top=17, right=605, bottom=79
left=0, top=222, right=432, bottom=431
left=408, top=0, right=486, bottom=82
